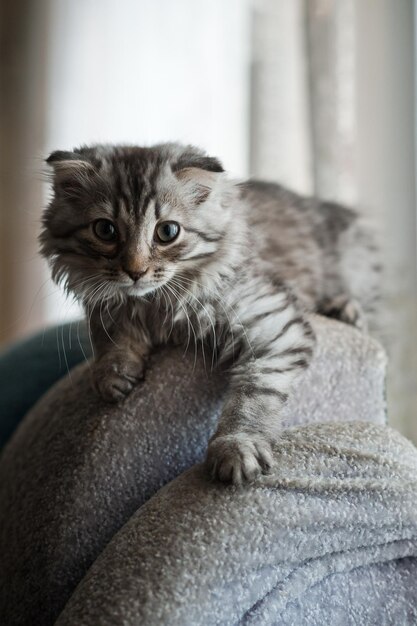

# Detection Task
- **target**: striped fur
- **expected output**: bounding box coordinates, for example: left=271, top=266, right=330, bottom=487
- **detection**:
left=40, top=143, right=381, bottom=484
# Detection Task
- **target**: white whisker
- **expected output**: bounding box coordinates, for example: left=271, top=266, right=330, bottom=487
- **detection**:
left=164, top=282, right=198, bottom=372
left=99, top=285, right=121, bottom=349
left=170, top=276, right=218, bottom=372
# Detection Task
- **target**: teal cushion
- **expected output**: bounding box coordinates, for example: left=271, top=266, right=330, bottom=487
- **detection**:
left=0, top=323, right=90, bottom=449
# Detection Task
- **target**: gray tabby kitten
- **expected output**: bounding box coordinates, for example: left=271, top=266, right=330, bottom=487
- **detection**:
left=40, top=143, right=380, bottom=484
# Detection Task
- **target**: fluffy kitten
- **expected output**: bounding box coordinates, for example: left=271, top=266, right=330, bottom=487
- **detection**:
left=40, top=143, right=380, bottom=484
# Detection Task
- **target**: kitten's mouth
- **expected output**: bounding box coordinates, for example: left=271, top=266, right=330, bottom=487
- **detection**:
left=125, top=282, right=160, bottom=297
left=119, top=273, right=173, bottom=299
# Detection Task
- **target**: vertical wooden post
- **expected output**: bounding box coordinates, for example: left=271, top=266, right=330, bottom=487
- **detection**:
left=0, top=0, right=50, bottom=346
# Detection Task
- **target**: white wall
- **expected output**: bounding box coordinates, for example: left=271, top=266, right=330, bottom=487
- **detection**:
left=250, top=0, right=313, bottom=193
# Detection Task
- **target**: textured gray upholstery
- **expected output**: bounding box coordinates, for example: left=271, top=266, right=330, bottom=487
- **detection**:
left=56, top=422, right=417, bottom=626
left=1, top=316, right=409, bottom=626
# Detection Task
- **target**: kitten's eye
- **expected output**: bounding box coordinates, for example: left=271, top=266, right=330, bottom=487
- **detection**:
left=93, top=219, right=117, bottom=242
left=155, top=221, right=180, bottom=244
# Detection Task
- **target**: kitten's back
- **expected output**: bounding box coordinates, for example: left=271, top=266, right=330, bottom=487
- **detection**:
left=240, top=180, right=381, bottom=324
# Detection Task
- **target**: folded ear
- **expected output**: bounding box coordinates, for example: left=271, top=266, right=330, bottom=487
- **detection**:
left=172, top=149, right=224, bottom=205
left=172, top=152, right=224, bottom=174
left=46, top=150, right=96, bottom=192
left=46, top=150, right=80, bottom=164
left=174, top=166, right=222, bottom=205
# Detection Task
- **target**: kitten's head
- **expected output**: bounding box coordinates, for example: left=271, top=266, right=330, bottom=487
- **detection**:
left=40, top=143, right=234, bottom=305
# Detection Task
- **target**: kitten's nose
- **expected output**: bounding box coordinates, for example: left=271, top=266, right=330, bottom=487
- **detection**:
left=125, top=267, right=149, bottom=283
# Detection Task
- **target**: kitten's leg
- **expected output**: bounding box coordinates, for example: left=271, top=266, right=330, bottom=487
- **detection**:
left=319, top=295, right=367, bottom=331
left=92, top=346, right=149, bottom=403
left=207, top=286, right=315, bottom=484
left=89, top=306, right=151, bottom=403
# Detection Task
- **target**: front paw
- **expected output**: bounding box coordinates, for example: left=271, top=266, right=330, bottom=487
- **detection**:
left=92, top=352, right=147, bottom=403
left=206, top=433, right=274, bottom=484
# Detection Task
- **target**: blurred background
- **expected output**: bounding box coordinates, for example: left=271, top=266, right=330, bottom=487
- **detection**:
left=0, top=0, right=416, bottom=439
